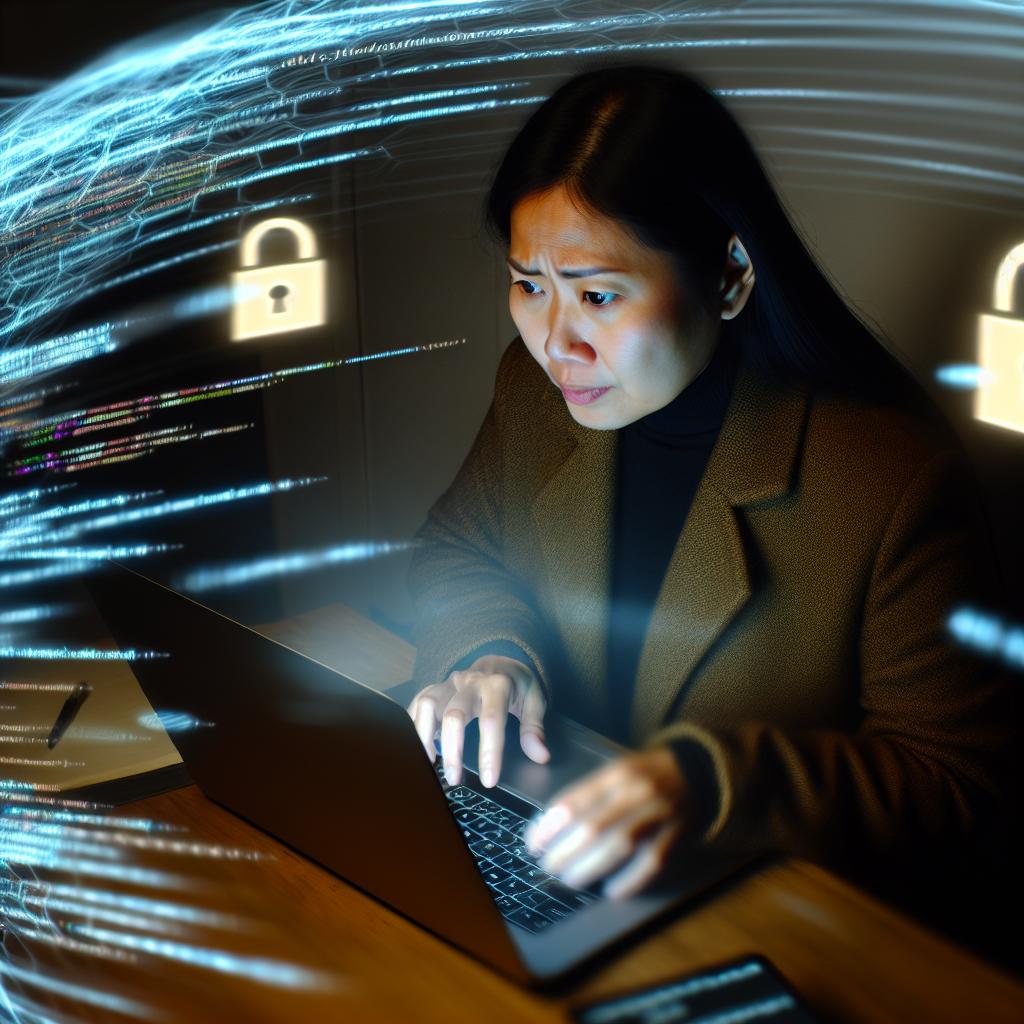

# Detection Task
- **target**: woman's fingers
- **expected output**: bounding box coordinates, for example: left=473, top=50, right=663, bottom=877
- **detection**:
left=407, top=662, right=550, bottom=787
left=524, top=748, right=689, bottom=894
left=440, top=684, right=477, bottom=786
left=517, top=679, right=550, bottom=764
left=539, top=796, right=671, bottom=882
left=602, top=821, right=682, bottom=901
left=547, top=803, right=669, bottom=891
left=477, top=672, right=512, bottom=787
left=525, top=764, right=619, bottom=851
left=407, top=683, right=450, bottom=762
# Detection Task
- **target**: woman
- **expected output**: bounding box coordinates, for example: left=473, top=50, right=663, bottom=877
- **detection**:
left=404, top=64, right=1013, bottom=906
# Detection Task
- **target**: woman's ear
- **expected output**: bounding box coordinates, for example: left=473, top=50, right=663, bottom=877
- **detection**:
left=719, top=234, right=755, bottom=321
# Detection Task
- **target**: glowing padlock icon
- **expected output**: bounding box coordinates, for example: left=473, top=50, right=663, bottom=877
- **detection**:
left=976, top=240, right=1024, bottom=434
left=231, top=217, right=326, bottom=341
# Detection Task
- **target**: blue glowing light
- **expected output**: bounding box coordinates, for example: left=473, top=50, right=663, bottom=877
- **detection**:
left=180, top=540, right=416, bottom=591
left=0, top=478, right=323, bottom=591
left=0, top=645, right=164, bottom=661
left=65, top=923, right=334, bottom=989
left=0, top=0, right=1018, bottom=359
left=947, top=605, right=1024, bottom=670
left=139, top=709, right=212, bottom=733
left=935, top=364, right=994, bottom=388
left=0, top=604, right=70, bottom=625
left=0, top=323, right=116, bottom=386
left=0, top=958, right=154, bottom=1019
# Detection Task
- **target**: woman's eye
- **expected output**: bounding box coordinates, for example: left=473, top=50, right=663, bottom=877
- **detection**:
left=584, top=291, right=617, bottom=307
left=513, top=279, right=541, bottom=296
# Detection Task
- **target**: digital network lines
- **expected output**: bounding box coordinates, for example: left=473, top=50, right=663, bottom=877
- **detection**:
left=0, top=782, right=335, bottom=1022
left=0, top=1, right=1019, bottom=1019
left=0, top=0, right=1020, bottom=367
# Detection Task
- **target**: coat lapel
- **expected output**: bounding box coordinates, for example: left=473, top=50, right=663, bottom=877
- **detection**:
left=530, top=391, right=618, bottom=725
left=528, top=352, right=808, bottom=744
left=630, top=359, right=809, bottom=743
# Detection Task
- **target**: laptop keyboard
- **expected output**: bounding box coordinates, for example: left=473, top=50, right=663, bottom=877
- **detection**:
left=434, top=760, right=599, bottom=934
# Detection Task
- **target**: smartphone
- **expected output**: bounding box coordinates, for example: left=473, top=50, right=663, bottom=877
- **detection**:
left=571, top=954, right=820, bottom=1023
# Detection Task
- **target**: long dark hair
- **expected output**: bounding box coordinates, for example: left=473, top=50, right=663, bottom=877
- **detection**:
left=484, top=62, right=938, bottom=414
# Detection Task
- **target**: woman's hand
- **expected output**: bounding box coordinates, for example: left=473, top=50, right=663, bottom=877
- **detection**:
left=406, top=655, right=549, bottom=788
left=524, top=747, right=689, bottom=900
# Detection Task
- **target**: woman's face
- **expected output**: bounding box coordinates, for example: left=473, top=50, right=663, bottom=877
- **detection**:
left=507, top=184, right=722, bottom=430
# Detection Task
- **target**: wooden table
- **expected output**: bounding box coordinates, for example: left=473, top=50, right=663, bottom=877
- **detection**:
left=10, top=602, right=1021, bottom=1023
left=28, top=783, right=1018, bottom=1024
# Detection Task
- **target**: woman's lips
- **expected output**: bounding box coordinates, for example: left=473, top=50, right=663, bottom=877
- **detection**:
left=560, top=385, right=611, bottom=406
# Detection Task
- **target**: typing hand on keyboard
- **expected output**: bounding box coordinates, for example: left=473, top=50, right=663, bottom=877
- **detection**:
left=406, top=654, right=549, bottom=789
left=434, top=759, right=600, bottom=933
left=523, top=747, right=691, bottom=901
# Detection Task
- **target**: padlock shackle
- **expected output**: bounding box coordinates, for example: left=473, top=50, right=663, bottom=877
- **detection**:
left=994, top=239, right=1024, bottom=312
left=239, top=217, right=318, bottom=268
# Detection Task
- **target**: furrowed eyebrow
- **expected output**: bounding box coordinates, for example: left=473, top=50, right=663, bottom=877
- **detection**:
left=506, top=256, right=628, bottom=279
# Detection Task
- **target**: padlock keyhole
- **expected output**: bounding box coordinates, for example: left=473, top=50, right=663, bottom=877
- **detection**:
left=269, top=284, right=290, bottom=314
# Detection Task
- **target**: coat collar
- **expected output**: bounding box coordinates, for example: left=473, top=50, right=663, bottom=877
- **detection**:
left=529, top=350, right=809, bottom=744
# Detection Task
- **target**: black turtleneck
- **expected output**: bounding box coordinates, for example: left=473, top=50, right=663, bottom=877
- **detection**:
left=607, top=333, right=741, bottom=743
left=450, top=335, right=741, bottom=834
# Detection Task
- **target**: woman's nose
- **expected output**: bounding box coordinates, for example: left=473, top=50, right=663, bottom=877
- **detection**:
left=543, top=307, right=596, bottom=364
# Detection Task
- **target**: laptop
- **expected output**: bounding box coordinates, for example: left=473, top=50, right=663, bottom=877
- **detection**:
left=87, top=562, right=752, bottom=987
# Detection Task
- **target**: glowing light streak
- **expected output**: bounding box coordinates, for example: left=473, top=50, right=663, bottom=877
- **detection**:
left=763, top=144, right=1024, bottom=190
left=935, top=364, right=992, bottom=388
left=947, top=606, right=1024, bottom=669
left=0, top=645, right=164, bottom=660
left=0, top=756, right=85, bottom=768
left=10, top=821, right=264, bottom=861
left=0, top=604, right=70, bottom=624
left=5, top=925, right=136, bottom=962
left=139, top=709, right=212, bottom=733
left=0, top=681, right=83, bottom=692
left=16, top=892, right=186, bottom=937
left=16, top=478, right=324, bottom=554
left=5, top=808, right=177, bottom=832
left=37, top=882, right=236, bottom=928
left=58, top=727, right=154, bottom=744
left=209, top=145, right=379, bottom=192
left=0, top=779, right=60, bottom=792
left=0, top=949, right=158, bottom=1017
left=0, top=561, right=92, bottom=588
left=15, top=341, right=464, bottom=447
left=0, top=792, right=97, bottom=810
left=173, top=287, right=249, bottom=319
left=67, top=922, right=333, bottom=989
left=0, top=831, right=123, bottom=863
left=0, top=383, right=66, bottom=418
left=219, top=95, right=545, bottom=165
left=0, top=486, right=70, bottom=516
left=374, top=39, right=1024, bottom=127
left=182, top=539, right=416, bottom=591
left=10, top=422, right=252, bottom=476
left=139, top=192, right=314, bottom=248
left=12, top=427, right=189, bottom=472
left=0, top=846, right=182, bottom=887
left=0, top=542, right=177, bottom=561
left=0, top=323, right=115, bottom=387
left=0, top=0, right=1016, bottom=354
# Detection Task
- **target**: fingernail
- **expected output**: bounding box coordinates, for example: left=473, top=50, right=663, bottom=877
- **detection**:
left=536, top=804, right=570, bottom=839
left=561, top=865, right=585, bottom=889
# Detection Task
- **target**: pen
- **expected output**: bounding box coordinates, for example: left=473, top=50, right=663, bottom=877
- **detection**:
left=47, top=682, right=92, bottom=749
